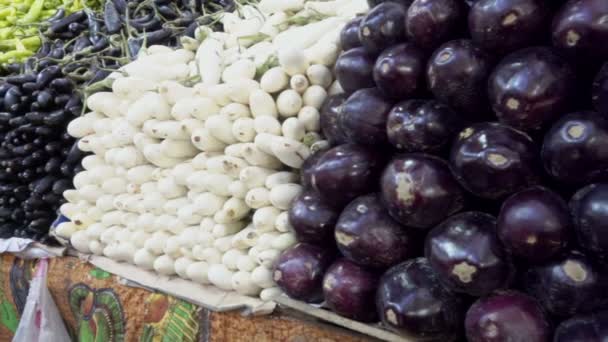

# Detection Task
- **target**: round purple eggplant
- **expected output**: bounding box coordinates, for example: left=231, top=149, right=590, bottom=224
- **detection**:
left=300, top=148, right=328, bottom=189
left=386, top=99, right=463, bottom=153
left=592, top=62, right=608, bottom=115
left=368, top=0, right=414, bottom=7
left=541, top=111, right=608, bottom=185
left=497, top=187, right=572, bottom=263
left=523, top=251, right=608, bottom=317
left=554, top=310, right=608, bottom=342
left=319, top=94, right=348, bottom=146
left=340, top=17, right=363, bottom=51
left=469, top=0, right=548, bottom=55
left=376, top=258, right=465, bottom=340
left=373, top=43, right=427, bottom=99
left=311, top=144, right=386, bottom=209
left=425, top=212, right=512, bottom=296
left=289, top=190, right=339, bottom=245
left=323, top=258, right=378, bottom=322
left=358, top=2, right=407, bottom=55
left=465, top=291, right=550, bottom=342
left=552, top=0, right=608, bottom=61
left=272, top=243, right=334, bottom=303
left=381, top=154, right=465, bottom=229
left=338, top=88, right=393, bottom=146
left=334, top=194, right=417, bottom=269
left=334, top=47, right=376, bottom=94
left=570, top=183, right=608, bottom=265
left=450, top=122, right=540, bottom=199
left=406, top=0, right=465, bottom=51
left=488, top=47, right=574, bottom=131
left=427, top=39, right=494, bottom=120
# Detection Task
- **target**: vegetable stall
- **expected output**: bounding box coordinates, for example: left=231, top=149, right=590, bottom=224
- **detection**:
left=1, top=0, right=608, bottom=341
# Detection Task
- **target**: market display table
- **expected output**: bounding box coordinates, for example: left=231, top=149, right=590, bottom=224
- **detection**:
left=0, top=254, right=373, bottom=342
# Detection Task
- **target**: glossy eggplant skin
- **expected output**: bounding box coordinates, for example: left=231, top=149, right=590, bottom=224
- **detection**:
left=322, top=258, right=379, bottom=322
left=300, top=148, right=328, bottom=189
left=541, top=111, right=608, bottom=185
left=289, top=190, right=339, bottom=245
left=376, top=258, right=465, bottom=340
left=554, top=310, right=608, bottom=342
left=311, top=144, right=386, bottom=209
left=497, top=187, right=572, bottom=263
left=340, top=17, right=363, bottom=51
left=335, top=47, right=376, bottom=94
left=373, top=43, right=427, bottom=100
left=381, top=154, right=465, bottom=229
left=358, top=2, right=407, bottom=55
left=469, top=0, right=548, bottom=56
left=425, top=212, right=513, bottom=296
left=552, top=0, right=608, bottom=62
left=339, top=88, right=393, bottom=146
left=272, top=243, right=335, bottom=303
left=367, top=0, right=414, bottom=7
left=592, top=63, right=608, bottom=115
left=465, top=291, right=551, bottom=342
left=523, top=251, right=608, bottom=317
left=450, top=123, right=540, bottom=199
left=570, top=183, right=608, bottom=265
left=319, top=94, right=348, bottom=146
left=427, top=40, right=494, bottom=121
left=386, top=99, right=463, bottom=153
left=406, top=0, right=465, bottom=51
left=334, top=194, right=417, bottom=269
left=488, top=47, right=574, bottom=131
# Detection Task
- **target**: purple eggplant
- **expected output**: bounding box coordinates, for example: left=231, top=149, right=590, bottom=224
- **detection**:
left=381, top=154, right=465, bottom=229
left=334, top=47, right=376, bottom=94
left=376, top=258, right=465, bottom=340
left=300, top=148, right=328, bottom=189
left=541, top=111, right=608, bottom=185
left=323, top=258, right=378, bottom=322
left=289, top=190, right=339, bottom=245
left=386, top=99, right=463, bottom=153
left=570, top=183, right=608, bottom=265
left=488, top=47, right=575, bottom=131
left=406, top=0, right=465, bottom=51
left=272, top=243, right=334, bottom=303
left=450, top=122, right=540, bottom=199
left=373, top=43, right=427, bottom=99
left=465, top=291, right=551, bottom=342
left=338, top=88, right=393, bottom=146
left=554, top=310, right=608, bottom=342
left=319, top=94, right=348, bottom=146
left=340, top=17, right=363, bottom=51
left=426, top=212, right=513, bottom=296
left=334, top=194, right=417, bottom=269
left=497, top=187, right=572, bottom=263
left=592, top=62, right=608, bottom=115
left=358, top=2, right=407, bottom=54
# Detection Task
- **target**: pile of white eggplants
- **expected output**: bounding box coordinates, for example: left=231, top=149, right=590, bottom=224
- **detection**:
left=54, top=0, right=368, bottom=300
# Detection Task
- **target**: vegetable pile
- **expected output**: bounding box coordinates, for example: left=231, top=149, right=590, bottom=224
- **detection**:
left=273, top=0, right=608, bottom=340
left=55, top=0, right=368, bottom=300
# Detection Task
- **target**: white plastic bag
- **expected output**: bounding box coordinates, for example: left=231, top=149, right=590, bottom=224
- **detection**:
left=13, top=258, right=71, bottom=342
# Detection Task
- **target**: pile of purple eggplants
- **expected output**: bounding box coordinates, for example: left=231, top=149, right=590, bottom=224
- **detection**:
left=274, top=0, right=608, bottom=340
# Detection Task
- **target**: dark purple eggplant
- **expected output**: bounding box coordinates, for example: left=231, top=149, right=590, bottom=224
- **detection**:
left=450, top=122, right=540, bottom=199
left=386, top=99, right=463, bottom=153
left=523, top=251, right=608, bottom=317
left=554, top=310, right=608, bottom=342
left=358, top=2, right=407, bottom=54
left=465, top=291, right=550, bottom=342
left=570, top=183, right=608, bottom=265
left=340, top=17, right=363, bottom=51
left=367, top=0, right=414, bottom=6
left=592, top=62, right=608, bottom=114
left=373, top=43, right=427, bottom=99
left=376, top=258, right=465, bottom=340
left=542, top=111, right=608, bottom=185
left=323, top=259, right=378, bottom=322
left=426, top=212, right=512, bottom=296
left=103, top=1, right=122, bottom=34
left=319, top=94, right=348, bottom=146
left=289, top=190, right=339, bottom=245
left=498, top=187, right=572, bottom=263
left=300, top=148, right=328, bottom=188
left=469, top=0, right=548, bottom=56
left=488, top=47, right=574, bottom=131
left=406, top=0, right=465, bottom=51
left=272, top=243, right=334, bottom=303
left=334, top=47, right=376, bottom=94
left=427, top=39, right=494, bottom=120
left=381, top=154, right=465, bottom=229
left=552, top=0, right=608, bottom=61
left=338, top=88, right=393, bottom=145
left=310, top=144, right=386, bottom=209
left=335, top=194, right=417, bottom=269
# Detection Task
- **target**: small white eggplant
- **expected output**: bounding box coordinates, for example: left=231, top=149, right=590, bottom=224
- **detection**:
left=276, top=89, right=303, bottom=117
left=249, top=89, right=278, bottom=118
